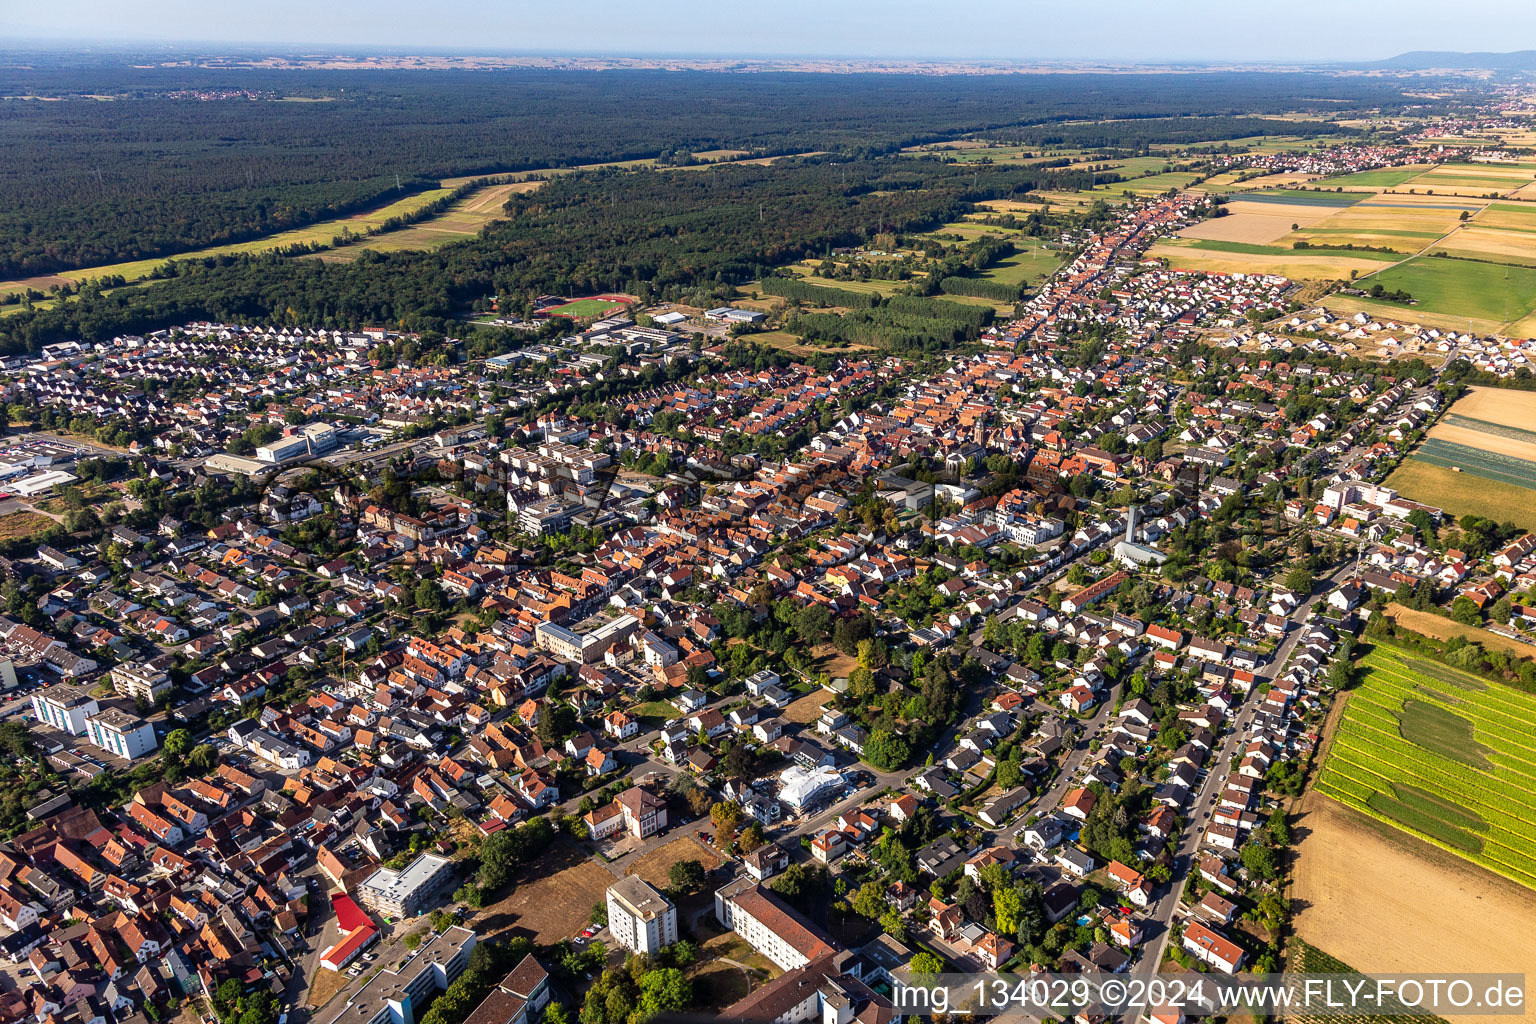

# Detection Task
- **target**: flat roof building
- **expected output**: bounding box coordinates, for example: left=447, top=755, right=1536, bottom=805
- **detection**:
left=606, top=876, right=677, bottom=956
left=357, top=853, right=456, bottom=919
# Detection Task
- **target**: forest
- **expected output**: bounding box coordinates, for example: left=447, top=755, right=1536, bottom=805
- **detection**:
left=0, top=156, right=1089, bottom=354
left=0, top=65, right=1442, bottom=277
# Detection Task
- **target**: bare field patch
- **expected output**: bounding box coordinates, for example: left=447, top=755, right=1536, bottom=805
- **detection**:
left=1291, top=791, right=1536, bottom=1019
left=783, top=690, right=831, bottom=724
left=625, top=836, right=722, bottom=890
left=474, top=840, right=614, bottom=944
left=1177, top=201, right=1333, bottom=243
left=0, top=511, right=57, bottom=541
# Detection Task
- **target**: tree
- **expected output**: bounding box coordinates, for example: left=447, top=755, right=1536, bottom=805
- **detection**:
left=668, top=859, right=706, bottom=893
left=739, top=823, right=765, bottom=853
left=862, top=729, right=910, bottom=770
left=636, top=968, right=692, bottom=1019
left=851, top=881, right=886, bottom=919
left=794, top=603, right=832, bottom=645
left=910, top=951, right=946, bottom=977
left=164, top=728, right=193, bottom=761
left=1283, top=565, right=1313, bottom=594
left=709, top=801, right=741, bottom=842
left=1241, top=841, right=1278, bottom=881
left=1450, top=596, right=1482, bottom=625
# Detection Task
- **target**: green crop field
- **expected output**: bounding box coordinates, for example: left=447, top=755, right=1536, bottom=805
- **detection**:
left=1359, top=255, right=1536, bottom=325
left=1236, top=189, right=1364, bottom=207
left=1316, top=643, right=1536, bottom=889
left=1317, top=165, right=1433, bottom=189
left=1180, top=238, right=1402, bottom=261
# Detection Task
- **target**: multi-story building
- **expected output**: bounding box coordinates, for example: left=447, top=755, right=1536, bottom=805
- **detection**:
left=110, top=661, right=173, bottom=703
left=31, top=687, right=98, bottom=735
left=357, top=853, right=456, bottom=919
left=85, top=709, right=158, bottom=761
left=324, top=926, right=476, bottom=1024
left=606, top=877, right=676, bottom=955
left=616, top=787, right=667, bottom=839
left=714, top=877, right=838, bottom=972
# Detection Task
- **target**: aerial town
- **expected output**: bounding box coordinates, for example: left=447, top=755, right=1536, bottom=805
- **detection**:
left=8, top=37, right=1536, bottom=1024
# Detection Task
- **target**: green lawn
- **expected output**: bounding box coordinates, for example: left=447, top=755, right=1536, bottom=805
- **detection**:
left=1360, top=255, right=1536, bottom=324
left=978, top=243, right=1062, bottom=286
left=546, top=297, right=632, bottom=317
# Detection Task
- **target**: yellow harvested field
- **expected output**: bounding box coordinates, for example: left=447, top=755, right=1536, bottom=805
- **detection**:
left=1177, top=201, right=1335, bottom=243
left=1292, top=790, right=1536, bottom=1019
left=1384, top=459, right=1536, bottom=533
left=1384, top=603, right=1536, bottom=661
left=1427, top=420, right=1536, bottom=461
left=1432, top=225, right=1536, bottom=266
left=1148, top=242, right=1398, bottom=280
left=1447, top=385, right=1536, bottom=425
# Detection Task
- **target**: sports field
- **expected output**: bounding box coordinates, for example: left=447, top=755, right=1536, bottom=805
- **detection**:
left=1315, top=643, right=1536, bottom=889
left=976, top=242, right=1061, bottom=287
left=544, top=295, right=636, bottom=318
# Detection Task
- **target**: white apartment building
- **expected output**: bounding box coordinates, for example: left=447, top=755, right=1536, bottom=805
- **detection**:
left=606, top=877, right=677, bottom=955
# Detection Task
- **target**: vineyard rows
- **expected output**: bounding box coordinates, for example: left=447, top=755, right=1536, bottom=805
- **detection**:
left=1316, top=645, right=1536, bottom=890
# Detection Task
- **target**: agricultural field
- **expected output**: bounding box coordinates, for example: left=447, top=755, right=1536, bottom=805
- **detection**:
left=1384, top=459, right=1536, bottom=533
left=1291, top=784, right=1536, bottom=1005
left=1292, top=195, right=1483, bottom=253
left=1148, top=237, right=1402, bottom=280
left=0, top=187, right=455, bottom=298
left=323, top=182, right=530, bottom=257
left=1358, top=255, right=1536, bottom=326
left=1089, top=170, right=1201, bottom=196
left=1393, top=161, right=1536, bottom=196
left=1385, top=604, right=1536, bottom=663
left=1314, top=643, right=1536, bottom=888
left=1285, top=942, right=1448, bottom=1024
left=1314, top=164, right=1434, bottom=189
left=1236, top=188, right=1364, bottom=208
left=1176, top=199, right=1337, bottom=243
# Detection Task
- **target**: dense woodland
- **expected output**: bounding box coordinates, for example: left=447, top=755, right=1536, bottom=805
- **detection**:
left=979, top=115, right=1357, bottom=150
left=0, top=157, right=1090, bottom=353
left=0, top=66, right=1441, bottom=277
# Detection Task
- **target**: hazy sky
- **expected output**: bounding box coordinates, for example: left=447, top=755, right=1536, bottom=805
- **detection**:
left=7, top=0, right=1536, bottom=62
